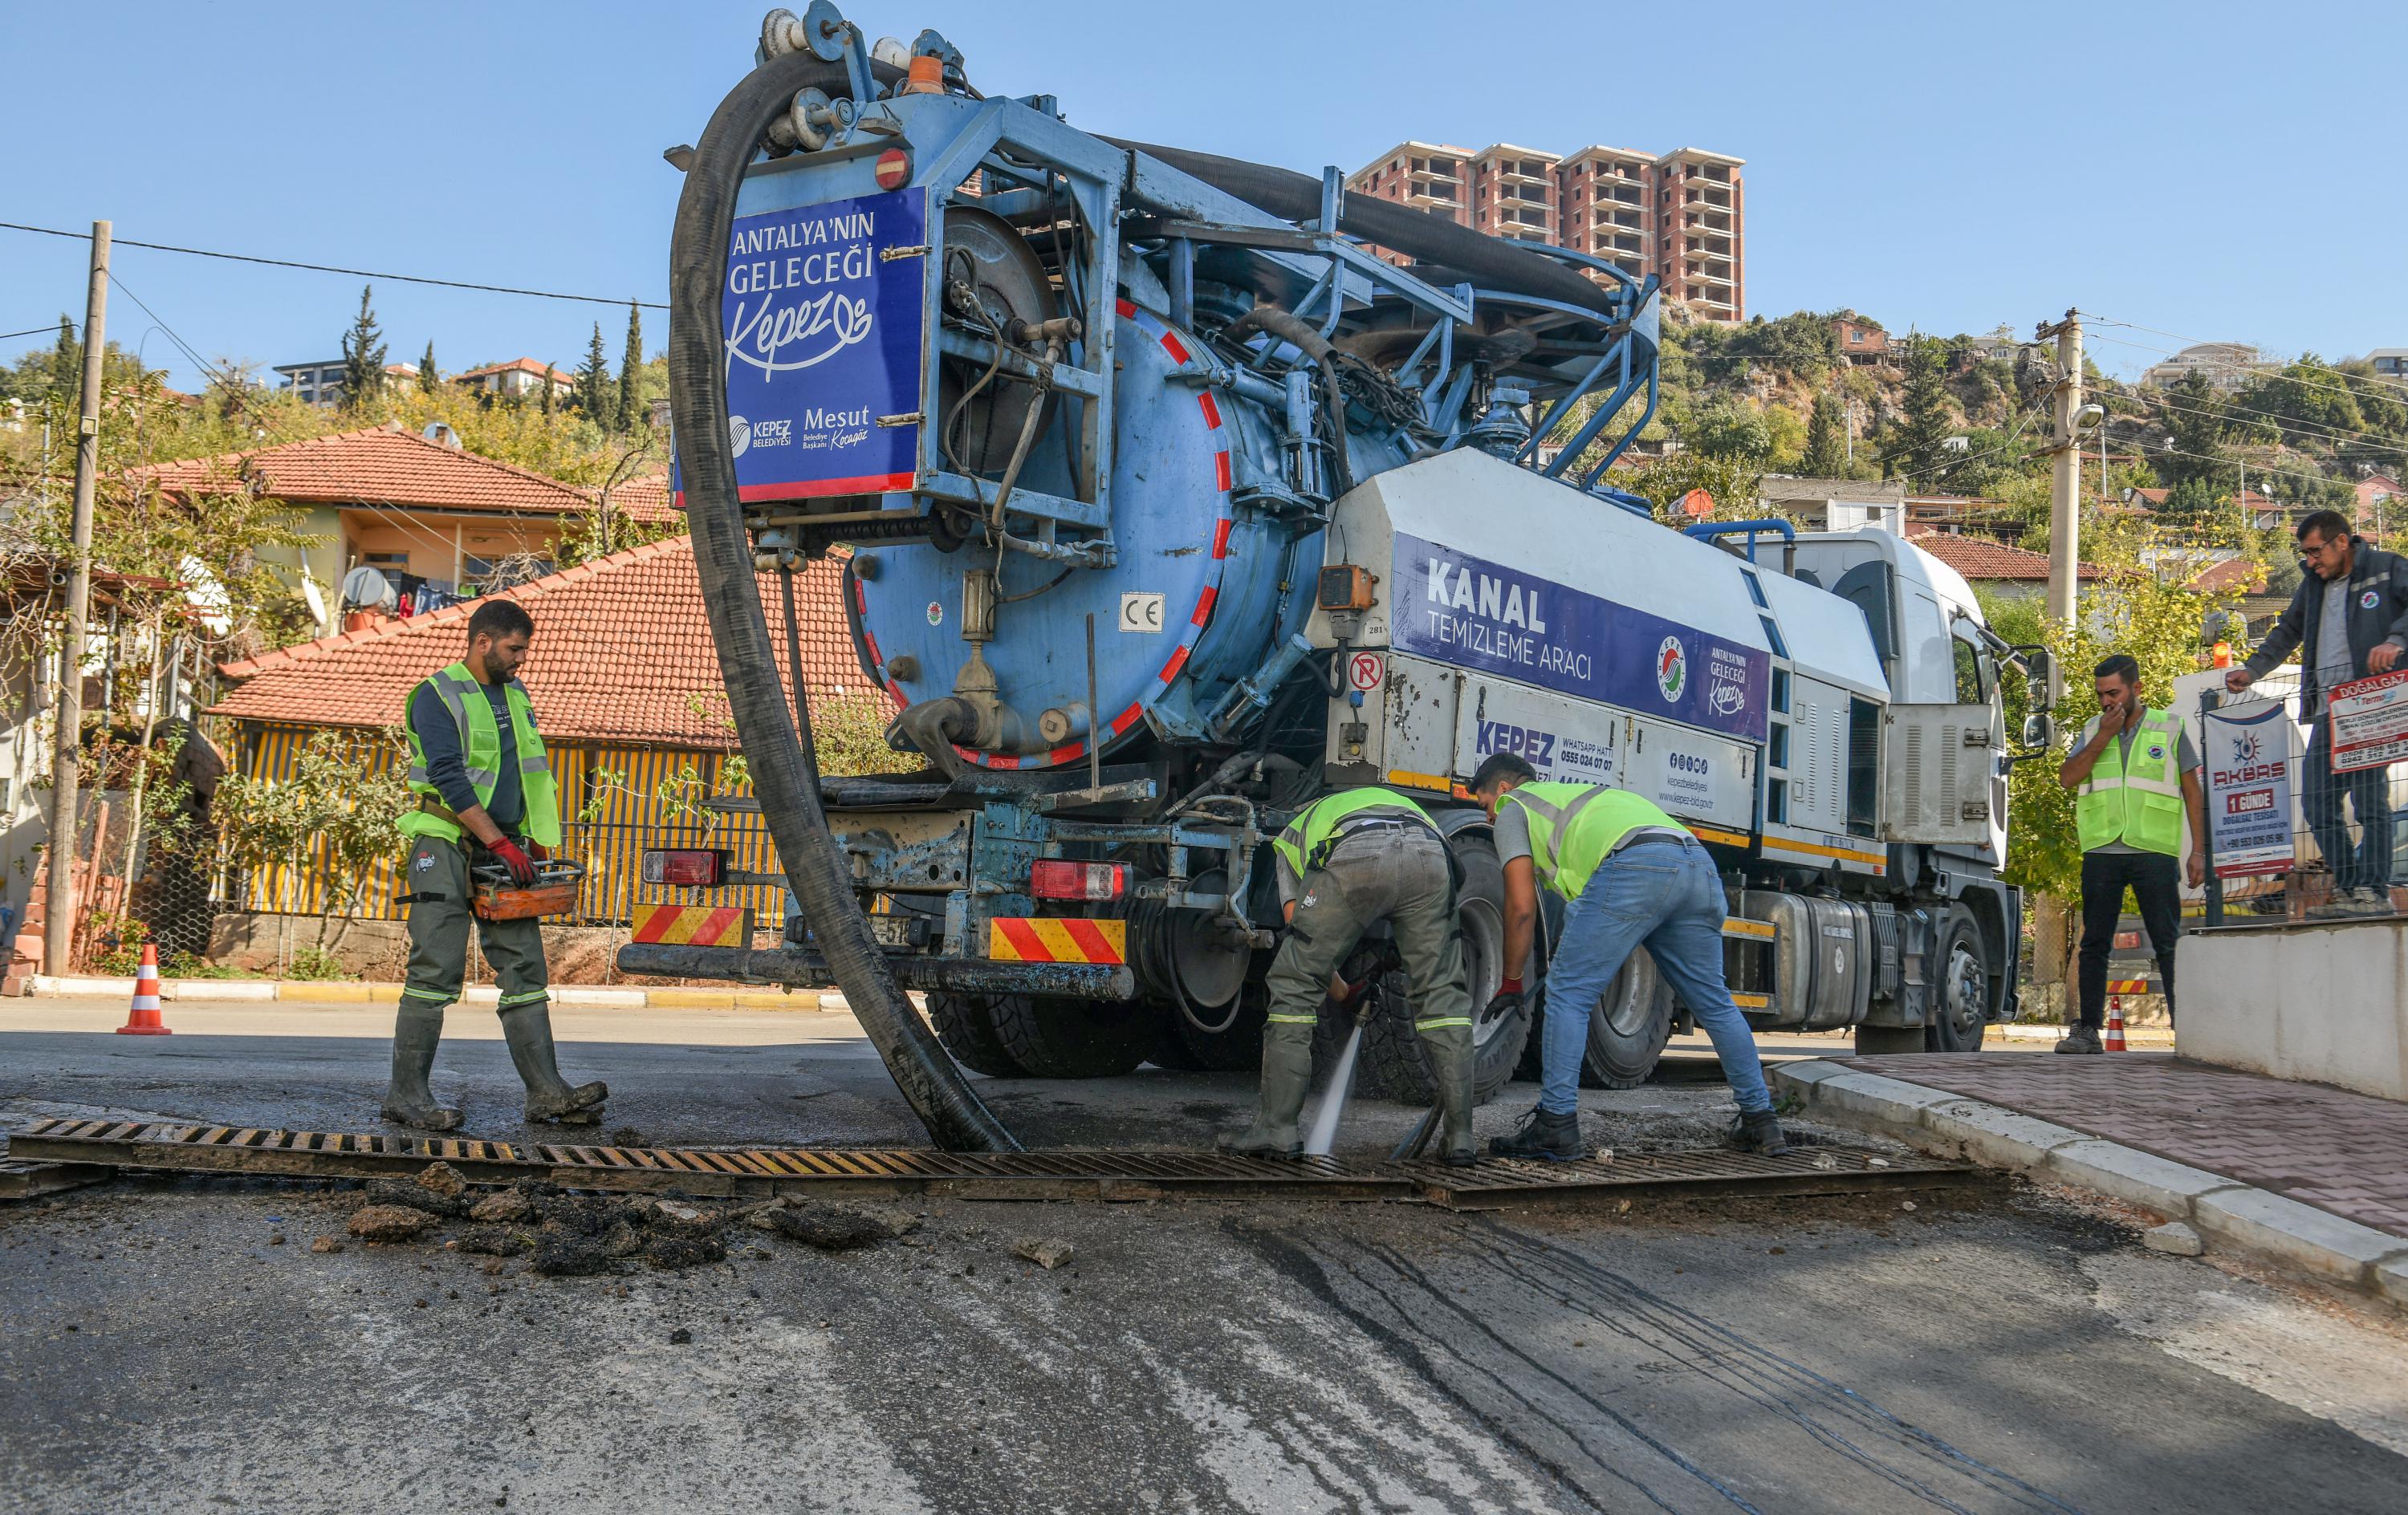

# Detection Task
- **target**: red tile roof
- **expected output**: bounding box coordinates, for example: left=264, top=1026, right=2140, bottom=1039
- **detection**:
left=454, top=358, right=574, bottom=384
left=208, top=536, right=861, bottom=749
left=587, top=473, right=681, bottom=525
left=138, top=425, right=599, bottom=518
left=1905, top=526, right=2102, bottom=581
left=2187, top=557, right=2269, bottom=595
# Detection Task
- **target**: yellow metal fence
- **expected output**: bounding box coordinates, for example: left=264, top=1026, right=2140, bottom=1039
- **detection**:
left=227, top=725, right=790, bottom=927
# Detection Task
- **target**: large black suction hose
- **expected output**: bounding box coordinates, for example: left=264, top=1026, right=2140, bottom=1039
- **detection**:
left=1104, top=140, right=1625, bottom=324
left=669, top=51, right=1019, bottom=1152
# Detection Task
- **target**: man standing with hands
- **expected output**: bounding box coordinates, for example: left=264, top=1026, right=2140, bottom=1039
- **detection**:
left=2058, top=656, right=2207, bottom=1054
left=2227, top=510, right=2408, bottom=918
left=384, top=599, right=606, bottom=1131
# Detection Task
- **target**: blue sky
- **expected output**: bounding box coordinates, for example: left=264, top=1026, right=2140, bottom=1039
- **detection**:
left=2, top=1, right=2397, bottom=391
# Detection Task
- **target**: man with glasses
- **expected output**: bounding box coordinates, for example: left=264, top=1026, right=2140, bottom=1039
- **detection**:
left=2228, top=510, right=2408, bottom=917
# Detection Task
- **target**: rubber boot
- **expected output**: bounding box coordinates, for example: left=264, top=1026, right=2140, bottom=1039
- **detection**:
left=1218, top=1020, right=1313, bottom=1158
left=498, top=1001, right=608, bottom=1124
left=381, top=1001, right=464, bottom=1131
left=1421, top=1022, right=1479, bottom=1167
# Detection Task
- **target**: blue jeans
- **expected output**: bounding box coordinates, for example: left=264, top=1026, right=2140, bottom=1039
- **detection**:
left=1538, top=839, right=1771, bottom=1116
left=2304, top=722, right=2394, bottom=895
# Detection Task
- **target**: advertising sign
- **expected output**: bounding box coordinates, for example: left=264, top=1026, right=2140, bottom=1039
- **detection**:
left=1392, top=533, right=1770, bottom=743
left=2327, top=670, right=2408, bottom=773
left=718, top=188, right=928, bottom=501
left=2202, top=699, right=2299, bottom=878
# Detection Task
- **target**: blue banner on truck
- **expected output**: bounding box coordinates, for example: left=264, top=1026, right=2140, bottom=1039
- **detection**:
left=714, top=187, right=928, bottom=502
left=1393, top=533, right=1771, bottom=743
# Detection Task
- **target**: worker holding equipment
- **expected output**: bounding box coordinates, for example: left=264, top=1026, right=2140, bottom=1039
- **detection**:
left=1470, top=753, right=1787, bottom=1160
left=1220, top=787, right=1479, bottom=1164
left=383, top=599, right=605, bottom=1131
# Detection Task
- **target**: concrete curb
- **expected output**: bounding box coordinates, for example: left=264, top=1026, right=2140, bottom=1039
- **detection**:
left=1773, top=1058, right=2408, bottom=1310
left=22, top=974, right=849, bottom=1013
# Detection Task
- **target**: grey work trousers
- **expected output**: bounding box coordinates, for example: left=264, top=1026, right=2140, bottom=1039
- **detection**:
left=401, top=834, right=550, bottom=1014
left=1264, top=827, right=1470, bottom=1035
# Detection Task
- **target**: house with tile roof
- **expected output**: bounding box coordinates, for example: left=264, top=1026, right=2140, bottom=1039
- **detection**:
left=1903, top=526, right=2102, bottom=601
left=139, top=423, right=680, bottom=634
left=204, top=535, right=863, bottom=926
left=451, top=358, right=576, bottom=402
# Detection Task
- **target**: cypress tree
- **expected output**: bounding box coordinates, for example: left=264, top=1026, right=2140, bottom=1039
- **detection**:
left=1803, top=392, right=1849, bottom=477
left=338, top=285, right=387, bottom=412
left=616, top=303, right=643, bottom=433
left=417, top=340, right=439, bottom=395
left=574, top=323, right=611, bottom=421
left=47, top=315, right=78, bottom=397
left=1883, top=335, right=1954, bottom=483
left=539, top=365, right=554, bottom=416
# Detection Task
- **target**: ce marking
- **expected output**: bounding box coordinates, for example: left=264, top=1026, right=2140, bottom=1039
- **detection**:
left=1119, top=592, right=1166, bottom=634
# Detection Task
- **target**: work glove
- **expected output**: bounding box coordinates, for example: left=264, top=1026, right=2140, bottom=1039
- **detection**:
left=489, top=837, right=538, bottom=887
left=1481, top=977, right=1526, bottom=1026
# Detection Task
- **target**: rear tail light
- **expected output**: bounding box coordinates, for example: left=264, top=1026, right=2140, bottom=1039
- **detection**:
left=1028, top=860, right=1126, bottom=901
left=641, top=848, right=726, bottom=887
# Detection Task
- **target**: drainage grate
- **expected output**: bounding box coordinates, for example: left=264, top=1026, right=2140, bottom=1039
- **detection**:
left=4, top=1117, right=1979, bottom=1208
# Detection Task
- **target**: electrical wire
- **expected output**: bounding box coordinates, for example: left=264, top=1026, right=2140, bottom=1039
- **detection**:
left=2081, top=317, right=2408, bottom=404
left=1888, top=392, right=2053, bottom=484
left=0, top=221, right=664, bottom=310
left=0, top=323, right=65, bottom=343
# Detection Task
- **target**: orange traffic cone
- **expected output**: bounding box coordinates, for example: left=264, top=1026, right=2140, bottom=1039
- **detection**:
left=115, top=941, right=170, bottom=1036
left=2102, top=997, right=2127, bottom=1053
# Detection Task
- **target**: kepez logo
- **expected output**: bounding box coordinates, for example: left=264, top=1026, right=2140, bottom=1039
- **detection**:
left=1656, top=636, right=1687, bottom=702
left=728, top=415, right=752, bottom=457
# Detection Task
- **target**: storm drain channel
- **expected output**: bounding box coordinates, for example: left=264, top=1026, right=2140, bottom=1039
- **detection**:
left=3, top=1117, right=1981, bottom=1209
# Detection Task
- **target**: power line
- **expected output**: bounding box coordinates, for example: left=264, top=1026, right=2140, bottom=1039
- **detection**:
left=2082, top=313, right=2408, bottom=402
left=2120, top=390, right=2408, bottom=463
left=0, top=323, right=67, bottom=343
left=0, top=221, right=665, bottom=311
left=106, top=271, right=239, bottom=392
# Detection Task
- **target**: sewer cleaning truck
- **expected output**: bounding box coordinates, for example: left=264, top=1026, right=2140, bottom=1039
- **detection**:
left=636, top=6, right=2060, bottom=1149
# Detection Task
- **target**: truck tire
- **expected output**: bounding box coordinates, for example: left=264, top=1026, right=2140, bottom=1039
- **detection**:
left=989, top=993, right=1157, bottom=1078
left=1580, top=947, right=1675, bottom=1089
left=927, top=993, right=1026, bottom=1078
left=1925, top=907, right=1991, bottom=1053
left=1357, top=829, right=1531, bottom=1106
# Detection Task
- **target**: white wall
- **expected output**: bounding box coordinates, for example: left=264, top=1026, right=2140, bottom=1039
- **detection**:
left=2181, top=924, right=2408, bottom=1101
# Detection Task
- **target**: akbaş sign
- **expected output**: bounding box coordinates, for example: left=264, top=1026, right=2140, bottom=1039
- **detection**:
left=1393, top=533, right=1770, bottom=742
left=717, top=188, right=927, bottom=500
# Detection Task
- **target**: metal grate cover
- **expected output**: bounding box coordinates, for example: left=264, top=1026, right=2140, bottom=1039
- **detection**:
left=4, top=1117, right=1978, bottom=1208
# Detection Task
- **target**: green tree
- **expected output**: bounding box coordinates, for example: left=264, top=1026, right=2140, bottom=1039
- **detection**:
left=573, top=324, right=611, bottom=421
left=1682, top=400, right=1772, bottom=461
left=1802, top=392, right=1849, bottom=477
left=2158, top=369, right=2227, bottom=485
left=2158, top=477, right=2223, bottom=518
left=47, top=315, right=78, bottom=398
left=337, top=285, right=386, bottom=412
left=616, top=303, right=644, bottom=433
left=212, top=726, right=411, bottom=948
left=417, top=340, right=438, bottom=396
left=1882, top=335, right=1955, bottom=483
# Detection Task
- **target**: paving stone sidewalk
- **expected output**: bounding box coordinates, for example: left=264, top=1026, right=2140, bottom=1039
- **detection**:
left=1848, top=1051, right=2408, bottom=1241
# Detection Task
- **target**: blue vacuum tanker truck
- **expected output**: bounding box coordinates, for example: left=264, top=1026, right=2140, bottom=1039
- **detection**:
left=640, top=6, right=2060, bottom=1148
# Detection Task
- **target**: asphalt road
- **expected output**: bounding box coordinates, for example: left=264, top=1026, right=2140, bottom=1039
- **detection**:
left=3, top=997, right=2404, bottom=1514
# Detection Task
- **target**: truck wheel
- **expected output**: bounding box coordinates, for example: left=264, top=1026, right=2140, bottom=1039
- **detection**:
left=1581, top=947, right=1674, bottom=1089
left=1357, top=829, right=1531, bottom=1106
left=927, top=993, right=1025, bottom=1078
left=1925, top=908, right=1991, bottom=1053
left=1174, top=981, right=1268, bottom=1072
left=988, top=993, right=1156, bottom=1078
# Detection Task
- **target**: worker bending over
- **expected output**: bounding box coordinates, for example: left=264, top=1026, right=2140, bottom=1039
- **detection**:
left=1221, top=786, right=1478, bottom=1164
left=384, top=599, right=605, bottom=1131
left=1470, top=754, right=1787, bottom=1160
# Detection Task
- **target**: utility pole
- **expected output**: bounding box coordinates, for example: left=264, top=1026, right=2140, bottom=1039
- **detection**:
left=43, top=221, right=108, bottom=975
left=2039, top=308, right=2084, bottom=623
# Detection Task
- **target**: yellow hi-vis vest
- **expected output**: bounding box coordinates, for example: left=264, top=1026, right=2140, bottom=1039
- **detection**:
left=1272, top=788, right=1433, bottom=878
left=1503, top=782, right=1682, bottom=900
left=397, top=661, right=561, bottom=847
left=2074, top=706, right=2184, bottom=856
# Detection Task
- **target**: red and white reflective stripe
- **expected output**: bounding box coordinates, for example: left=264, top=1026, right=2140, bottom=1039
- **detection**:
left=860, top=299, right=1230, bottom=770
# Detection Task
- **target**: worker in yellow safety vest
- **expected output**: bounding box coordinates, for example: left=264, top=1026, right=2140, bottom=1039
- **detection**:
left=384, top=599, right=604, bottom=1130
left=1469, top=753, right=1787, bottom=1160
left=1218, top=786, right=1478, bottom=1164
left=2058, top=654, right=2207, bottom=1054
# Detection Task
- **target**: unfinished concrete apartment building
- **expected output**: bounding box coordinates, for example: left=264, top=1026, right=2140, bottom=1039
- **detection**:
left=1348, top=140, right=1744, bottom=322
